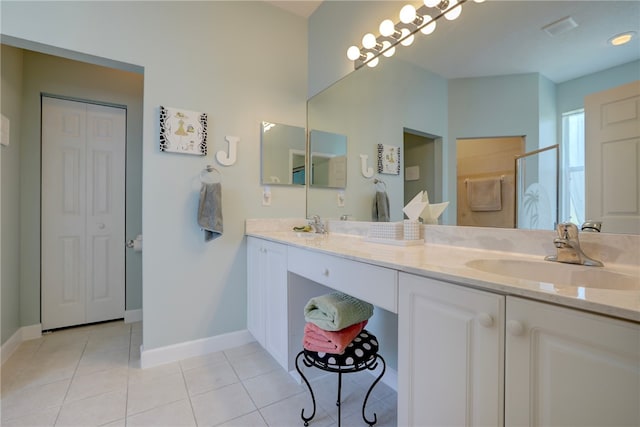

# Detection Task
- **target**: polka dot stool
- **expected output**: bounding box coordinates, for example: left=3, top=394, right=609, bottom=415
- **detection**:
left=295, top=329, right=386, bottom=427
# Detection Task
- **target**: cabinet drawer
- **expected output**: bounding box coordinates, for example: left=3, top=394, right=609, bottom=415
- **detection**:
left=288, top=246, right=398, bottom=313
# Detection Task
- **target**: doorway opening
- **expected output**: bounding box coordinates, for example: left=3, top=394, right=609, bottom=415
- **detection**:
left=403, top=129, right=441, bottom=219
left=456, top=136, right=525, bottom=228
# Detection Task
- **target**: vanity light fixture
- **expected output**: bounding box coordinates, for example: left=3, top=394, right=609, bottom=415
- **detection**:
left=609, top=31, right=636, bottom=46
left=347, top=0, right=483, bottom=70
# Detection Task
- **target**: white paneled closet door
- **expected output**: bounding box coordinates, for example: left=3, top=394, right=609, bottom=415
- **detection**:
left=41, top=96, right=125, bottom=330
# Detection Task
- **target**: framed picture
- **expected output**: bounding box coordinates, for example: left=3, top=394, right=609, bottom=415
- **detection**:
left=159, top=106, right=208, bottom=155
left=377, top=143, right=400, bottom=175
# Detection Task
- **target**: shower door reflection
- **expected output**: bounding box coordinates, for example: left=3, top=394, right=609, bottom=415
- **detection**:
left=515, top=145, right=559, bottom=230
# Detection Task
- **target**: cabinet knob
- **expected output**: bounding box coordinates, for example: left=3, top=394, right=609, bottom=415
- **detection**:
left=322, top=268, right=330, bottom=276
left=476, top=312, right=494, bottom=328
left=507, top=320, right=525, bottom=336
left=98, top=223, right=106, bottom=230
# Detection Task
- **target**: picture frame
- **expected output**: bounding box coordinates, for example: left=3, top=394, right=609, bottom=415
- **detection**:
left=159, top=106, right=208, bottom=155
left=377, top=143, right=400, bottom=175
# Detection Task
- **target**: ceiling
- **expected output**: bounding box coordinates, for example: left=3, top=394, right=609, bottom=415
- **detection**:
left=269, top=0, right=639, bottom=83
left=265, top=0, right=322, bottom=18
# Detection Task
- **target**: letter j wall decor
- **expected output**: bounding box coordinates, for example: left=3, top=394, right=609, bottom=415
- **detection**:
left=159, top=106, right=208, bottom=155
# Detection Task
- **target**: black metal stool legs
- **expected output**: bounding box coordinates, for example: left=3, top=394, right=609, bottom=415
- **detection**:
left=336, top=370, right=342, bottom=427
left=295, top=351, right=316, bottom=427
left=362, top=354, right=386, bottom=427
left=296, top=330, right=384, bottom=426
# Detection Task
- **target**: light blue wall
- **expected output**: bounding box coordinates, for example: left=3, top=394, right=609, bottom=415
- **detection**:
left=1, top=1, right=308, bottom=351
left=557, top=60, right=640, bottom=114
left=0, top=45, right=23, bottom=345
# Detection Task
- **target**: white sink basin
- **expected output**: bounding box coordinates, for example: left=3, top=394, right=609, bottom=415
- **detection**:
left=466, top=259, right=640, bottom=290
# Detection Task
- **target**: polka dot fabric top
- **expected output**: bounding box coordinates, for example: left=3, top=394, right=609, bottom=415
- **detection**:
left=303, top=330, right=379, bottom=371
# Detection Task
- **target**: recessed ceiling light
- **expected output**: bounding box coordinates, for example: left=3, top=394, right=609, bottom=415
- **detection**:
left=609, top=31, right=636, bottom=46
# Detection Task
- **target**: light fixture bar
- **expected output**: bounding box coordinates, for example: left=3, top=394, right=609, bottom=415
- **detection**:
left=349, top=0, right=476, bottom=70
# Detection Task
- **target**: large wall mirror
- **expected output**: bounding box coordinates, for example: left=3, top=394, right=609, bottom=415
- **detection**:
left=261, top=121, right=306, bottom=185
left=307, top=0, right=639, bottom=234
left=309, top=129, right=347, bottom=188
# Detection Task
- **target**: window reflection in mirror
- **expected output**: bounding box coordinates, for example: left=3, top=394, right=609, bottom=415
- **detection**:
left=309, top=129, right=347, bottom=188
left=260, top=121, right=306, bottom=185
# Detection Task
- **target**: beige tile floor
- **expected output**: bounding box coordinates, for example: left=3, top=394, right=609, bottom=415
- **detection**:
left=1, top=321, right=397, bottom=426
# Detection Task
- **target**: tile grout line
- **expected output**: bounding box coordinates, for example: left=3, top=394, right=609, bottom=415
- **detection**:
left=221, top=347, right=270, bottom=427
left=178, top=359, right=200, bottom=426
left=52, top=329, right=90, bottom=426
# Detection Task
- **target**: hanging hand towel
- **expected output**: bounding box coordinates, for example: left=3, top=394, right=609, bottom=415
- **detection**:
left=304, top=292, right=374, bottom=331
left=372, top=190, right=390, bottom=222
left=197, top=182, right=223, bottom=241
left=466, top=177, right=502, bottom=211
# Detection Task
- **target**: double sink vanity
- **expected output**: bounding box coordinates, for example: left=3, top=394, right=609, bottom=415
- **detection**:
left=245, top=219, right=640, bottom=426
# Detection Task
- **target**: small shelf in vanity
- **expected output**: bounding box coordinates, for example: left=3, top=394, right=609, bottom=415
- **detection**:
left=287, top=246, right=398, bottom=313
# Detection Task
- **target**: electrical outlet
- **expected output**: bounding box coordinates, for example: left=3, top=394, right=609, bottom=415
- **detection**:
left=262, top=186, right=271, bottom=206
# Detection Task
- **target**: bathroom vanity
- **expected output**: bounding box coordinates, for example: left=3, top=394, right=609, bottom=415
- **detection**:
left=245, top=220, right=640, bottom=426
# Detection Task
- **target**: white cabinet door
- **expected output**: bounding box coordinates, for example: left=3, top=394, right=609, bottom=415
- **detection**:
left=246, top=237, right=289, bottom=370
left=398, top=273, right=505, bottom=427
left=263, top=241, right=288, bottom=370
left=247, top=237, right=266, bottom=347
left=506, top=296, right=640, bottom=427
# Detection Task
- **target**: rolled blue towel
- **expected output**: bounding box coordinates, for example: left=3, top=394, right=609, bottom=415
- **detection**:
left=304, top=292, right=374, bottom=331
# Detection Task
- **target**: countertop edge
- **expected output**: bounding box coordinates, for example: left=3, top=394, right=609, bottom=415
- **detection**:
left=246, top=231, right=640, bottom=323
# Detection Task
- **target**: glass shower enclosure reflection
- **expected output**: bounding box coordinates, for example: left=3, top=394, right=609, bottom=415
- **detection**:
left=515, top=145, right=559, bottom=230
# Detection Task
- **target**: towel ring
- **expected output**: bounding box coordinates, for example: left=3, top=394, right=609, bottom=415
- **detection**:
left=200, top=165, right=222, bottom=184
left=373, top=178, right=386, bottom=190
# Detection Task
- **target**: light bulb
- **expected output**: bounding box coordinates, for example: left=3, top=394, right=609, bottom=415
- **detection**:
left=362, top=33, right=377, bottom=49
left=423, top=0, right=440, bottom=7
left=346, top=46, right=361, bottom=61
left=400, top=28, right=414, bottom=46
left=379, top=19, right=396, bottom=37
left=445, top=0, right=462, bottom=20
left=473, top=0, right=485, bottom=3
left=420, top=15, right=436, bottom=34
left=365, top=52, right=379, bottom=68
left=399, top=4, right=417, bottom=24
left=381, top=40, right=396, bottom=57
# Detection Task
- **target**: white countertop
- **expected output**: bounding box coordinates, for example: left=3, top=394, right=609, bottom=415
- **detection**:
left=247, top=229, right=640, bottom=323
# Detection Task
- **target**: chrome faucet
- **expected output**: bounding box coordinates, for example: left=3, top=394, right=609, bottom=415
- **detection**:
left=308, top=215, right=327, bottom=234
left=581, top=220, right=602, bottom=232
left=545, top=222, right=603, bottom=267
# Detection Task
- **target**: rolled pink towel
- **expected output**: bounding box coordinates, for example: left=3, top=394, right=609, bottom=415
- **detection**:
left=302, top=320, right=368, bottom=354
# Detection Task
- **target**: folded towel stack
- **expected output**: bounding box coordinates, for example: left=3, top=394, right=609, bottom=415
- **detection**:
left=302, top=292, right=374, bottom=354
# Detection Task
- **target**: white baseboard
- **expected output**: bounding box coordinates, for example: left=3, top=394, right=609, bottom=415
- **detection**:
left=140, top=329, right=254, bottom=369
left=124, top=309, right=142, bottom=324
left=1, top=323, right=42, bottom=365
